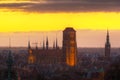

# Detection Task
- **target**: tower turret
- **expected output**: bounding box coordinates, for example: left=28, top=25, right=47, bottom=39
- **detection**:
left=105, top=30, right=111, bottom=58
left=56, top=38, right=58, bottom=49
left=28, top=40, right=31, bottom=49
left=46, top=37, right=49, bottom=50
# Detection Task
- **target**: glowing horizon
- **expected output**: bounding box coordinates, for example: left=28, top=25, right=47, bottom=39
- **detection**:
left=0, top=10, right=120, bottom=32
left=0, top=1, right=120, bottom=32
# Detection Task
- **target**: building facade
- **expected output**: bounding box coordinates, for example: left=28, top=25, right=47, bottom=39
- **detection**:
left=28, top=27, right=77, bottom=66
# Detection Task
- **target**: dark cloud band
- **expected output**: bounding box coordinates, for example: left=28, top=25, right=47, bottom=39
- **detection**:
left=0, top=0, right=120, bottom=13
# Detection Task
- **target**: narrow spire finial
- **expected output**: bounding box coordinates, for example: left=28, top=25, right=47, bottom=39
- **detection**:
left=43, top=40, right=45, bottom=50
left=46, top=36, right=48, bottom=49
left=107, top=29, right=109, bottom=36
left=56, top=38, right=58, bottom=49
left=42, top=33, right=45, bottom=50
left=106, top=29, right=109, bottom=42
left=55, top=32, right=59, bottom=49
left=28, top=40, right=31, bottom=49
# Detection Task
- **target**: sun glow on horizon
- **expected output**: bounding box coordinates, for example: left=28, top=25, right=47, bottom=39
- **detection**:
left=0, top=10, right=120, bottom=32
left=0, top=0, right=46, bottom=3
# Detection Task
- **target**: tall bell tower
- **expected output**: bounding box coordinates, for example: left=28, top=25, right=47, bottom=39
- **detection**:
left=62, top=27, right=77, bottom=66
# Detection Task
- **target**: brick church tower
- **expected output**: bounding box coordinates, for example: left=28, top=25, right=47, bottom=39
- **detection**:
left=62, top=27, right=77, bottom=66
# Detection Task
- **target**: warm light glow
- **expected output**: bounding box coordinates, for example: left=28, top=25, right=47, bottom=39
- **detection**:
left=0, top=10, right=120, bottom=32
left=28, top=56, right=35, bottom=64
left=28, top=49, right=35, bottom=64
left=69, top=53, right=75, bottom=66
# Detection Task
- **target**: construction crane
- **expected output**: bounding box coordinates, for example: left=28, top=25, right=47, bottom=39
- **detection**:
left=32, top=42, right=38, bottom=49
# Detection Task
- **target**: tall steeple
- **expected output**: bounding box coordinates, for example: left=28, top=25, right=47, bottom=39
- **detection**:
left=106, top=30, right=110, bottom=44
left=53, top=40, right=55, bottom=49
left=28, top=40, right=31, bottom=49
left=46, top=37, right=49, bottom=50
left=43, top=40, right=45, bottom=50
left=56, top=38, right=58, bottom=49
left=105, top=30, right=111, bottom=58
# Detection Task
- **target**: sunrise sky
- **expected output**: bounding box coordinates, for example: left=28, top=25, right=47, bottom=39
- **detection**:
left=0, top=0, right=120, bottom=47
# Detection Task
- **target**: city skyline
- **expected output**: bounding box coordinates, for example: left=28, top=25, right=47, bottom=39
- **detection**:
left=0, top=1, right=120, bottom=80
